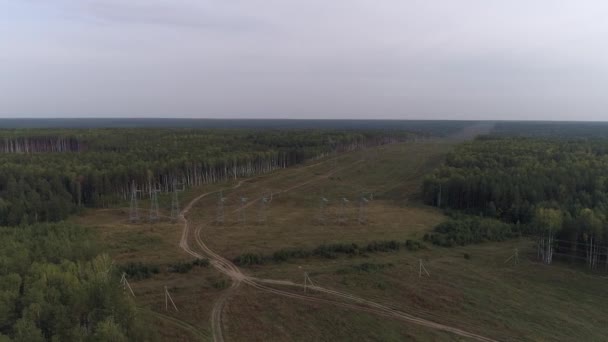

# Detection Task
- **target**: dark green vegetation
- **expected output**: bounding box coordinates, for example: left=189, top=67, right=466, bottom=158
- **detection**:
left=423, top=135, right=608, bottom=269
left=493, top=121, right=608, bottom=138
left=0, top=118, right=478, bottom=134
left=235, top=239, right=425, bottom=266
left=0, top=223, right=153, bottom=341
left=0, top=128, right=417, bottom=226
left=424, top=216, right=517, bottom=247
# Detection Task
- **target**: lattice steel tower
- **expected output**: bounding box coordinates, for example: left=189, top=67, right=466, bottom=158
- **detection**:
left=239, top=197, right=248, bottom=224
left=216, top=191, right=225, bottom=225
left=170, top=181, right=184, bottom=222
left=318, top=197, right=329, bottom=225
left=338, top=197, right=349, bottom=224
left=149, top=187, right=161, bottom=222
left=358, top=195, right=369, bottom=225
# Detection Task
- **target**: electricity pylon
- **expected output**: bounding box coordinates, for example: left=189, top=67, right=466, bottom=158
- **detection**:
left=358, top=196, right=369, bottom=225
left=257, top=192, right=273, bottom=225
left=129, top=181, right=142, bottom=223
left=318, top=197, right=329, bottom=225
left=170, top=181, right=185, bottom=222
left=239, top=197, right=248, bottom=224
left=216, top=191, right=225, bottom=225
left=149, top=187, right=161, bottom=222
left=338, top=197, right=349, bottom=225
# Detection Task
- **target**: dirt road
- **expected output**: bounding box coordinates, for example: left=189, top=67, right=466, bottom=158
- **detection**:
left=178, top=158, right=498, bottom=342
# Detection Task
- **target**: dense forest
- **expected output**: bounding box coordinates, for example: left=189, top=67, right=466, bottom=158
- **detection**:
left=0, top=128, right=418, bottom=226
left=423, top=136, right=608, bottom=269
left=0, top=223, right=152, bottom=341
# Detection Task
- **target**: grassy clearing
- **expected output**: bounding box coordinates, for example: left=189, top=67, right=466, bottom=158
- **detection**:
left=71, top=139, right=608, bottom=341
left=188, top=142, right=451, bottom=259
left=224, top=286, right=459, bottom=341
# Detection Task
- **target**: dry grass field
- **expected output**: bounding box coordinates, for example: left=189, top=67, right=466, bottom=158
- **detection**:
left=72, top=140, right=608, bottom=341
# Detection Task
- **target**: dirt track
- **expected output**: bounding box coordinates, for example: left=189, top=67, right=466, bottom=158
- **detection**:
left=177, top=158, right=499, bottom=342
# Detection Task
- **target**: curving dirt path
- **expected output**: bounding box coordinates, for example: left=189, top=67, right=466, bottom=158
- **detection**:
left=178, top=159, right=499, bottom=342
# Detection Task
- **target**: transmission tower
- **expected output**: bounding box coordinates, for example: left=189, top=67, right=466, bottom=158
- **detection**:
left=239, top=197, right=248, bottom=224
left=338, top=197, right=349, bottom=225
left=258, top=192, right=272, bottom=224
left=317, top=197, right=329, bottom=225
left=216, top=191, right=225, bottom=225
left=358, top=196, right=369, bottom=225
left=170, top=181, right=185, bottom=222
left=149, top=187, right=161, bottom=222
left=129, top=181, right=142, bottom=223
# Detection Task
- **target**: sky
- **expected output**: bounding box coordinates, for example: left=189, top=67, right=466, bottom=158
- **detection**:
left=1, top=1, right=608, bottom=120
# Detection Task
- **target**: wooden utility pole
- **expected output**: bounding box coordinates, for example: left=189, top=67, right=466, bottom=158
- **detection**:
left=419, top=259, right=430, bottom=277
left=165, top=286, right=178, bottom=312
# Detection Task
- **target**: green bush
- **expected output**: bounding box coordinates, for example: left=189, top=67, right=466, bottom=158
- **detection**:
left=120, top=262, right=160, bottom=280
left=235, top=253, right=264, bottom=266
left=429, top=216, right=515, bottom=247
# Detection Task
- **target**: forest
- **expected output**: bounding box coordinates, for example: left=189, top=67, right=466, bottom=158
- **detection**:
left=0, top=128, right=417, bottom=226
left=422, top=135, right=608, bottom=269
left=0, top=223, right=152, bottom=341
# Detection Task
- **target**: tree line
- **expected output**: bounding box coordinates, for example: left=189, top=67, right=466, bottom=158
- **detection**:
left=422, top=136, right=608, bottom=269
left=0, top=129, right=417, bottom=226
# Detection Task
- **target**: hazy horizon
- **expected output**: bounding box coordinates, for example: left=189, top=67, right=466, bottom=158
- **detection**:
left=2, top=1, right=608, bottom=121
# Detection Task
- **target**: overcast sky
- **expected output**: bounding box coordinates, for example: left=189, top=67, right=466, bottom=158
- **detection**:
left=1, top=1, right=608, bottom=120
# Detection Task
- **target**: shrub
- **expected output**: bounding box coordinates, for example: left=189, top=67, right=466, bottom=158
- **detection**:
left=120, top=262, right=160, bottom=280
left=168, top=258, right=209, bottom=273
left=366, top=240, right=400, bottom=252
left=235, top=253, right=264, bottom=266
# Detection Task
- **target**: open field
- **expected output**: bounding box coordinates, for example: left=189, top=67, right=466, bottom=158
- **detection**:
left=73, top=139, right=608, bottom=341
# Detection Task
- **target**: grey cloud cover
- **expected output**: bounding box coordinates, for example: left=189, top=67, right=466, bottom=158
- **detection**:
left=1, top=0, right=608, bottom=120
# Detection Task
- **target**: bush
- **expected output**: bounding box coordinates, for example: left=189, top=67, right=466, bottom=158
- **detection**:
left=120, top=262, right=160, bottom=280
left=235, top=253, right=264, bottom=266
left=193, top=258, right=210, bottom=267
left=430, top=216, right=515, bottom=247
left=168, top=258, right=209, bottom=273
left=404, top=239, right=423, bottom=251
left=366, top=240, right=400, bottom=252
left=272, top=248, right=311, bottom=262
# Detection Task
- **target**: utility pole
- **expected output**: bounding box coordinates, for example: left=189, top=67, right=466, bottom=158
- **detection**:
left=216, top=191, right=225, bottom=225
left=149, top=187, right=161, bottom=222
left=129, top=181, right=142, bottom=223
left=170, top=181, right=185, bottom=222
left=419, top=259, right=430, bottom=277
left=304, top=272, right=315, bottom=293
left=164, top=286, right=178, bottom=312
left=239, top=197, right=248, bottom=224
left=120, top=273, right=135, bottom=297
left=505, top=248, right=520, bottom=265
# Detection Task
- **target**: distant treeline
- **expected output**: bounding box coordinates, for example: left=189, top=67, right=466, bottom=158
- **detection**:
left=0, top=129, right=417, bottom=226
left=422, top=136, right=608, bottom=269
left=0, top=118, right=477, bottom=135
